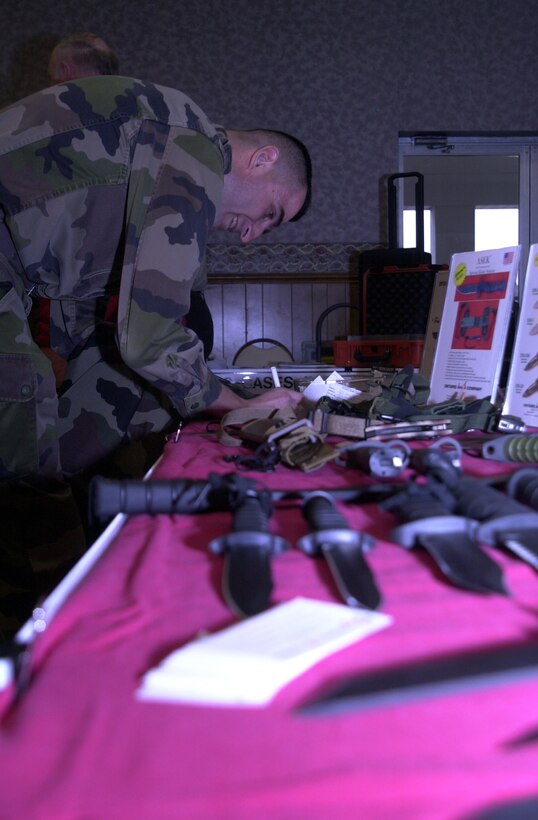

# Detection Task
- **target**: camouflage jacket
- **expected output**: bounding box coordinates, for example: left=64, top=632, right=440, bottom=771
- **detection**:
left=0, top=75, right=230, bottom=416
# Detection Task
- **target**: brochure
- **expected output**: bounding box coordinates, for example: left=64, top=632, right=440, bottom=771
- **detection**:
left=137, top=597, right=392, bottom=707
left=429, top=246, right=520, bottom=404
left=503, top=244, right=538, bottom=426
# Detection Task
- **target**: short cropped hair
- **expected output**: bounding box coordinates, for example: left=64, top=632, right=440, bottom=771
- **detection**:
left=246, top=129, right=312, bottom=221
left=49, top=31, right=119, bottom=81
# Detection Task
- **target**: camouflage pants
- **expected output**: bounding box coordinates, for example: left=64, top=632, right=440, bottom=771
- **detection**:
left=0, top=254, right=61, bottom=480
left=52, top=298, right=180, bottom=479
left=1, top=278, right=179, bottom=481
left=0, top=253, right=180, bottom=638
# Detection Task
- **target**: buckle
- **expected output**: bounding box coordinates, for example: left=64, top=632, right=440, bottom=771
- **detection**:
left=494, top=415, right=526, bottom=434
left=266, top=417, right=318, bottom=445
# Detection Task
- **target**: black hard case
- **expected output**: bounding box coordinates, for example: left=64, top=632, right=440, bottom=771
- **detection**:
left=357, top=173, right=444, bottom=349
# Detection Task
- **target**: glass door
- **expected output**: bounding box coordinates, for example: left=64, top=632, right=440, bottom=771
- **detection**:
left=398, top=134, right=538, bottom=299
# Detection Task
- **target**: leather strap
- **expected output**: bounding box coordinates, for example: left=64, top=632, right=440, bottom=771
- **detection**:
left=219, top=406, right=339, bottom=471
left=309, top=408, right=368, bottom=439
left=219, top=407, right=298, bottom=447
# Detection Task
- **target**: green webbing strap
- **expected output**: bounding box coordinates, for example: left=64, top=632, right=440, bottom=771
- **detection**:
left=407, top=399, right=499, bottom=434
left=356, top=367, right=499, bottom=433
left=316, top=386, right=502, bottom=436
left=385, top=365, right=430, bottom=406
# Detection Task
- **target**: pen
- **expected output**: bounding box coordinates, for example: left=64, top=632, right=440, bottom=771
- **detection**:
left=271, top=366, right=281, bottom=388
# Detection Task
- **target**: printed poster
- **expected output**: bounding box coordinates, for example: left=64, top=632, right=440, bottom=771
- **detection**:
left=429, top=246, right=520, bottom=404
left=503, top=244, right=538, bottom=426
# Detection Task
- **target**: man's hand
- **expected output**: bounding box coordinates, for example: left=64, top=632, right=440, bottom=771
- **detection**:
left=246, top=387, right=304, bottom=410
left=207, top=382, right=303, bottom=416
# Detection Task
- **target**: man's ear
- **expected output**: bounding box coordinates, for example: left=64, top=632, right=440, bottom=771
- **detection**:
left=57, top=61, right=77, bottom=82
left=249, top=145, right=279, bottom=171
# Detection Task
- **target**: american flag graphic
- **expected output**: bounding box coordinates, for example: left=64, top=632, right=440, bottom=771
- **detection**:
left=503, top=251, right=514, bottom=263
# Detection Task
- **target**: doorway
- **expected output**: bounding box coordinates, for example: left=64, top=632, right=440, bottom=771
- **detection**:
left=398, top=134, right=538, bottom=299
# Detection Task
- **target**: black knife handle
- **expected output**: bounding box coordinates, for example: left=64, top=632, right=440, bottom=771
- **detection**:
left=507, top=468, right=538, bottom=511
left=232, top=493, right=271, bottom=533
left=302, top=492, right=347, bottom=530
left=453, top=477, right=529, bottom=521
left=90, top=477, right=214, bottom=519
left=381, top=481, right=455, bottom=522
left=90, top=472, right=258, bottom=520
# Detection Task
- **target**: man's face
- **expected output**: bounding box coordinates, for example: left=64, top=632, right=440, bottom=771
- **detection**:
left=214, top=173, right=306, bottom=244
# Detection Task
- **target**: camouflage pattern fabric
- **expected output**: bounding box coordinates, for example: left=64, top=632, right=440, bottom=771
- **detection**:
left=0, top=75, right=229, bottom=480
left=0, top=76, right=229, bottom=637
left=56, top=317, right=180, bottom=476
left=0, top=250, right=61, bottom=479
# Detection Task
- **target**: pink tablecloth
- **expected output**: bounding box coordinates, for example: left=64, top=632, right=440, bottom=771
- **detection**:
left=1, top=422, right=538, bottom=819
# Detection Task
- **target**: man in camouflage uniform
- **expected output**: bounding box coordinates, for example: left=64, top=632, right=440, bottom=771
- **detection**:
left=0, top=75, right=311, bottom=636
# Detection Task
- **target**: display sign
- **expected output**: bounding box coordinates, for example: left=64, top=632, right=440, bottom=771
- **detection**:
left=429, top=246, right=520, bottom=404
left=503, top=244, right=538, bottom=426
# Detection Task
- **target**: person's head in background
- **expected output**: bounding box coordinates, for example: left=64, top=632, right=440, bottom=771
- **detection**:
left=48, top=31, right=119, bottom=84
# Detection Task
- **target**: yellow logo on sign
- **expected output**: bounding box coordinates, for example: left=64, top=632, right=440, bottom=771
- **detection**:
left=454, top=263, right=467, bottom=286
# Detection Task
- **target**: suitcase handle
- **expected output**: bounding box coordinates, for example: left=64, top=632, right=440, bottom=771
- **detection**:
left=314, top=302, right=361, bottom=361
left=387, top=172, right=425, bottom=252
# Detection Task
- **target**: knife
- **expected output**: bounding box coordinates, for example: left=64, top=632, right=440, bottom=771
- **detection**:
left=297, top=491, right=381, bottom=610
left=209, top=488, right=289, bottom=617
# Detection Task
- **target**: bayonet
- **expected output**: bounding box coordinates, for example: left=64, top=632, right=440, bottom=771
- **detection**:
left=382, top=480, right=507, bottom=595
left=90, top=474, right=403, bottom=520
left=209, top=488, right=290, bottom=617
left=450, top=475, right=538, bottom=572
left=297, top=639, right=538, bottom=715
left=297, top=491, right=381, bottom=610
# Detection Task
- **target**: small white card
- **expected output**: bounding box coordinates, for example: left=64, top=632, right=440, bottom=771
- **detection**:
left=301, top=371, right=362, bottom=405
left=137, top=597, right=392, bottom=707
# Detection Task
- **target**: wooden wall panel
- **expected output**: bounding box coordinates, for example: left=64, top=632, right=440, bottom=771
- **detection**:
left=291, top=282, right=314, bottom=361
left=312, top=282, right=330, bottom=358
left=245, top=283, right=263, bottom=340
left=205, top=274, right=356, bottom=366
left=207, top=282, right=246, bottom=363
left=205, top=282, right=224, bottom=361
left=260, top=283, right=293, bottom=353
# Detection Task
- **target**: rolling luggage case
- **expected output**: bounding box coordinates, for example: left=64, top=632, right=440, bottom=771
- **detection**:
left=333, top=172, right=447, bottom=369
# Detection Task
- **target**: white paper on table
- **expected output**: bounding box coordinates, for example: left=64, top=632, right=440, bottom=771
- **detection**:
left=136, top=597, right=392, bottom=707
left=301, top=371, right=362, bottom=404
left=325, top=382, right=363, bottom=400
left=325, top=370, right=345, bottom=382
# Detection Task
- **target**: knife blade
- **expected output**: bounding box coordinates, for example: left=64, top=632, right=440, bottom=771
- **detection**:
left=298, top=640, right=538, bottom=715
left=298, top=492, right=381, bottom=610
left=209, top=490, right=289, bottom=617
left=384, top=483, right=507, bottom=595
